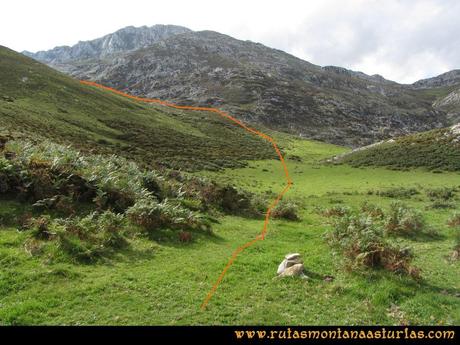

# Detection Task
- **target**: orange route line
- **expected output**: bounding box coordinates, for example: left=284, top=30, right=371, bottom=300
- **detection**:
left=79, top=79, right=293, bottom=310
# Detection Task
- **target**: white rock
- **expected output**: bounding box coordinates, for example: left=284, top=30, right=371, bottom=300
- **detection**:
left=278, top=263, right=305, bottom=277
left=277, top=260, right=288, bottom=275
left=285, top=253, right=301, bottom=261
left=277, top=253, right=303, bottom=275
left=451, top=123, right=460, bottom=135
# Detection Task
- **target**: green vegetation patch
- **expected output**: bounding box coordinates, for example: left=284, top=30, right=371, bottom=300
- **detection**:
left=340, top=127, right=460, bottom=171
left=0, top=46, right=274, bottom=171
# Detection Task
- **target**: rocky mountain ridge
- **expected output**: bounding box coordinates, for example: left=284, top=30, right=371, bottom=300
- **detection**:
left=22, top=25, right=460, bottom=147
left=412, top=70, right=460, bottom=89
left=22, top=25, right=191, bottom=64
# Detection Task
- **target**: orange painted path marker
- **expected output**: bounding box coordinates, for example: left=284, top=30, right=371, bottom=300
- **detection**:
left=79, top=80, right=293, bottom=310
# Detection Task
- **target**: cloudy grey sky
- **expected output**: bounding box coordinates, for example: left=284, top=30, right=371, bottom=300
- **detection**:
left=1, top=0, right=459, bottom=83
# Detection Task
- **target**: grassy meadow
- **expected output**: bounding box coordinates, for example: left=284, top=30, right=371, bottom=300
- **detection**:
left=1, top=135, right=459, bottom=325
left=1, top=45, right=459, bottom=325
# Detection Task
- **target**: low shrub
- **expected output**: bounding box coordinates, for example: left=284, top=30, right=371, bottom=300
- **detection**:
left=29, top=216, right=54, bottom=240
left=55, top=211, right=127, bottom=262
left=17, top=212, right=33, bottom=230
left=374, top=187, right=420, bottom=199
left=22, top=211, right=128, bottom=262
left=271, top=200, right=300, bottom=221
left=320, top=205, right=351, bottom=218
left=1, top=139, right=183, bottom=210
left=178, top=231, right=193, bottom=243
left=127, top=197, right=209, bottom=232
left=384, top=202, right=426, bottom=236
left=32, top=195, right=75, bottom=215
left=425, top=187, right=457, bottom=201
left=426, top=200, right=456, bottom=210
left=447, top=213, right=460, bottom=227
left=448, top=213, right=460, bottom=260
left=325, top=214, right=418, bottom=277
left=361, top=201, right=385, bottom=219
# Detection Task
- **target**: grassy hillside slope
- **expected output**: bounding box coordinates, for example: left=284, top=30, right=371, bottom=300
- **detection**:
left=0, top=46, right=274, bottom=171
left=336, top=125, right=460, bottom=171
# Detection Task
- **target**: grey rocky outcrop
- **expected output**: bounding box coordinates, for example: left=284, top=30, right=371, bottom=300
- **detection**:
left=23, top=25, right=191, bottom=64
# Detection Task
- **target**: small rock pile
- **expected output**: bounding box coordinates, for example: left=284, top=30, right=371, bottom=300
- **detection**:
left=277, top=253, right=306, bottom=278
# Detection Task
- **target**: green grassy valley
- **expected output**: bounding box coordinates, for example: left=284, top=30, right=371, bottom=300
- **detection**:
left=1, top=134, right=459, bottom=325
left=1, top=45, right=459, bottom=327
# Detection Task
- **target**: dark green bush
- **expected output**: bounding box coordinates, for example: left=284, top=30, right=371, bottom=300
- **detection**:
left=425, top=187, right=457, bottom=201
left=375, top=187, right=420, bottom=199
left=320, top=205, right=351, bottom=218
left=426, top=200, right=456, bottom=210
left=271, top=200, right=300, bottom=221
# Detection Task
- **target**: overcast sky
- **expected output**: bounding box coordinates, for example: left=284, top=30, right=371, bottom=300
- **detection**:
left=1, top=0, right=459, bottom=83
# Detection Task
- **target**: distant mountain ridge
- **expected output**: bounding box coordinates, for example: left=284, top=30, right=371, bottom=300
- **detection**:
left=412, top=70, right=460, bottom=89
left=22, top=25, right=460, bottom=147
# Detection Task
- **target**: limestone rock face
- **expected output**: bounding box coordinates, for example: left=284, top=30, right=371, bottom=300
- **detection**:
left=23, top=25, right=191, bottom=64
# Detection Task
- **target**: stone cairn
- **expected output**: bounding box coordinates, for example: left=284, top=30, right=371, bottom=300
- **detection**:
left=276, top=253, right=306, bottom=278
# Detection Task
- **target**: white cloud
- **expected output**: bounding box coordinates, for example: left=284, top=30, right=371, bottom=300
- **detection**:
left=0, top=0, right=458, bottom=83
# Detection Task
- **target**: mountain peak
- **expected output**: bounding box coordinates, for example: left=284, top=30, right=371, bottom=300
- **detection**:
left=23, top=24, right=192, bottom=64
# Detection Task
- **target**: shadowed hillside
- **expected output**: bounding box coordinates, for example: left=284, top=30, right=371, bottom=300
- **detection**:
left=1, top=46, right=274, bottom=171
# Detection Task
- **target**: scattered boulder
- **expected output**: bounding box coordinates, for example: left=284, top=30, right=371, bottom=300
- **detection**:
left=277, top=253, right=306, bottom=278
